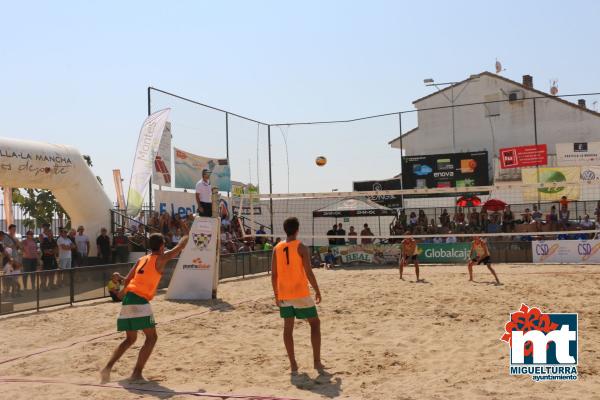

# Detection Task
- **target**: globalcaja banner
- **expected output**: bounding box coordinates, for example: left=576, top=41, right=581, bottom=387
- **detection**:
left=174, top=147, right=231, bottom=192
left=521, top=166, right=580, bottom=201
left=532, top=240, right=600, bottom=264
left=556, top=142, right=600, bottom=166
left=152, top=122, right=172, bottom=187
left=401, top=151, right=489, bottom=194
left=166, top=216, right=221, bottom=300
left=499, top=144, right=547, bottom=169
left=126, top=109, right=171, bottom=216
left=352, top=178, right=403, bottom=208
left=316, top=242, right=470, bottom=264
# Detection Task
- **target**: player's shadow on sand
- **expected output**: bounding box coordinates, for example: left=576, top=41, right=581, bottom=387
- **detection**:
left=290, top=371, right=342, bottom=398
left=118, top=379, right=206, bottom=399
left=166, top=298, right=236, bottom=313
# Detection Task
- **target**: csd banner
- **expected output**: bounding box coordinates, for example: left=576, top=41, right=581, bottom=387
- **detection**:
left=532, top=240, right=600, bottom=264
left=521, top=167, right=580, bottom=201
left=166, top=217, right=220, bottom=300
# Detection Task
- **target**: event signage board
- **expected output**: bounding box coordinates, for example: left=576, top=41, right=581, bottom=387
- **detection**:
left=580, top=166, right=600, bottom=182
left=521, top=167, right=580, bottom=201
left=317, top=242, right=470, bottom=264
left=352, top=178, right=403, bottom=208
left=499, top=144, right=547, bottom=169
left=401, top=151, right=489, bottom=192
left=174, top=147, right=231, bottom=192
left=556, top=142, right=600, bottom=166
left=155, top=190, right=197, bottom=218
left=532, top=240, right=600, bottom=264
left=166, top=216, right=220, bottom=300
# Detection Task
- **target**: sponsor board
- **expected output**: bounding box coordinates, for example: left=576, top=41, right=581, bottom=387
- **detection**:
left=353, top=178, right=403, bottom=208
left=532, top=240, right=600, bottom=264
left=556, top=142, right=600, bottom=166
left=174, top=147, right=231, bottom=191
left=499, top=144, right=547, bottom=169
left=521, top=167, right=580, bottom=201
left=166, top=216, right=220, bottom=300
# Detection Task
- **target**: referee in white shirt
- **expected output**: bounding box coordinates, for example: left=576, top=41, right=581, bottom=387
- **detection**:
left=195, top=169, right=213, bottom=217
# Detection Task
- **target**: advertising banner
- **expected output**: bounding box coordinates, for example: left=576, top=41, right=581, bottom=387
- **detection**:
left=174, top=147, right=231, bottom=192
left=499, top=144, right=547, bottom=169
left=317, top=242, right=470, bottom=264
left=152, top=122, right=172, bottom=187
left=532, top=240, right=600, bottom=264
left=580, top=166, right=600, bottom=182
left=521, top=167, right=580, bottom=201
left=401, top=151, right=489, bottom=193
left=353, top=178, right=403, bottom=208
left=166, top=217, right=220, bottom=300
left=556, top=142, right=600, bottom=166
left=231, top=181, right=259, bottom=197
left=155, top=190, right=197, bottom=218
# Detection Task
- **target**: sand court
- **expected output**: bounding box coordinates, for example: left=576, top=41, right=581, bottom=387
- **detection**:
left=0, top=264, right=598, bottom=400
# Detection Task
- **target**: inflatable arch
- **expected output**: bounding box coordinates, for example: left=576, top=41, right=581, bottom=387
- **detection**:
left=0, top=137, right=112, bottom=255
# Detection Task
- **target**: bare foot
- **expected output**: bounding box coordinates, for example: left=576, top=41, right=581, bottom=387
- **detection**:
left=129, top=373, right=147, bottom=383
left=290, top=360, right=299, bottom=373
left=314, top=361, right=326, bottom=371
left=100, top=367, right=111, bottom=384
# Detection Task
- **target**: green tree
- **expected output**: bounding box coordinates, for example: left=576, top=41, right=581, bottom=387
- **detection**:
left=83, top=154, right=103, bottom=186
left=12, top=188, right=68, bottom=230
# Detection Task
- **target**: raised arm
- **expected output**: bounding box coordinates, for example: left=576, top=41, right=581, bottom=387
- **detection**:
left=299, top=243, right=321, bottom=304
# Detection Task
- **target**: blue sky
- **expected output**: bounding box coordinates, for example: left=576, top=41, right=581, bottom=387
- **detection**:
left=3, top=1, right=600, bottom=200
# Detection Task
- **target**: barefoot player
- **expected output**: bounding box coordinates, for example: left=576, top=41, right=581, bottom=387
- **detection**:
left=467, top=236, right=500, bottom=284
left=399, top=232, right=420, bottom=281
left=101, top=220, right=189, bottom=383
left=271, top=217, right=324, bottom=372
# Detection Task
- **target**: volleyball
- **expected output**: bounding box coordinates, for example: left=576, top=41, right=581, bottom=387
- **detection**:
left=315, top=156, right=327, bottom=166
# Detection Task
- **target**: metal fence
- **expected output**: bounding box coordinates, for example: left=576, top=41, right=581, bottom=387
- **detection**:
left=0, top=250, right=272, bottom=316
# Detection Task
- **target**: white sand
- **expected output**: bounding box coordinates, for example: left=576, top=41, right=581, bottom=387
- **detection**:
left=0, top=264, right=598, bottom=400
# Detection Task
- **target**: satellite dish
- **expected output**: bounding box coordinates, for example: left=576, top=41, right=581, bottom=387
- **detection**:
left=550, top=80, right=559, bottom=96
left=495, top=60, right=502, bottom=74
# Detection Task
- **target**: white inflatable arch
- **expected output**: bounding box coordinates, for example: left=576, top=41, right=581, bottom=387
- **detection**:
left=0, top=137, right=112, bottom=255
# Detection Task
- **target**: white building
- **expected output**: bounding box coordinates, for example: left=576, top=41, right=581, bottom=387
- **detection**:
left=389, top=71, right=600, bottom=176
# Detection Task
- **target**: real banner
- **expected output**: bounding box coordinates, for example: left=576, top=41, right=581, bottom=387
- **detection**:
left=317, top=242, right=471, bottom=264
left=166, top=217, right=220, bottom=300
left=174, top=147, right=231, bottom=192
left=532, top=240, right=600, bottom=264
left=126, top=109, right=171, bottom=216
left=155, top=190, right=197, bottom=218
left=556, top=142, right=600, bottom=166
left=521, top=166, right=580, bottom=201
left=152, top=122, right=172, bottom=187
left=401, top=151, right=489, bottom=194
left=353, top=178, right=403, bottom=208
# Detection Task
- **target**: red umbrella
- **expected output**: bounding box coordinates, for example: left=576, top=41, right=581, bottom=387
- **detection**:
left=456, top=196, right=481, bottom=207
left=483, top=199, right=507, bottom=211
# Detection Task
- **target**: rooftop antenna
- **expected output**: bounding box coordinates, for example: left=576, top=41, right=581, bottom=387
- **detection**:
left=550, top=79, right=559, bottom=96
left=495, top=59, right=506, bottom=74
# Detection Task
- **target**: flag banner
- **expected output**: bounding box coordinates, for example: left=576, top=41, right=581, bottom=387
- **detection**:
left=126, top=109, right=171, bottom=216
left=166, top=216, right=220, bottom=300
left=174, top=147, right=231, bottom=192
left=112, top=169, right=126, bottom=210
left=499, top=144, right=547, bottom=169
left=521, top=166, right=580, bottom=201
left=556, top=142, right=600, bottom=166
left=152, top=122, right=172, bottom=187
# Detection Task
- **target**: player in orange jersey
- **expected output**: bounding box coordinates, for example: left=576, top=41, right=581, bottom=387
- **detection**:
left=399, top=232, right=421, bottom=281
left=101, top=220, right=189, bottom=383
left=271, top=217, right=324, bottom=373
left=467, top=236, right=500, bottom=284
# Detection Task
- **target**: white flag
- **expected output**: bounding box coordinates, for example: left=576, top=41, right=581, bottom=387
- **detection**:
left=126, top=109, right=171, bottom=216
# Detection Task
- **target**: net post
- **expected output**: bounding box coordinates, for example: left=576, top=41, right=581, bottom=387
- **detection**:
left=267, top=125, right=274, bottom=234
